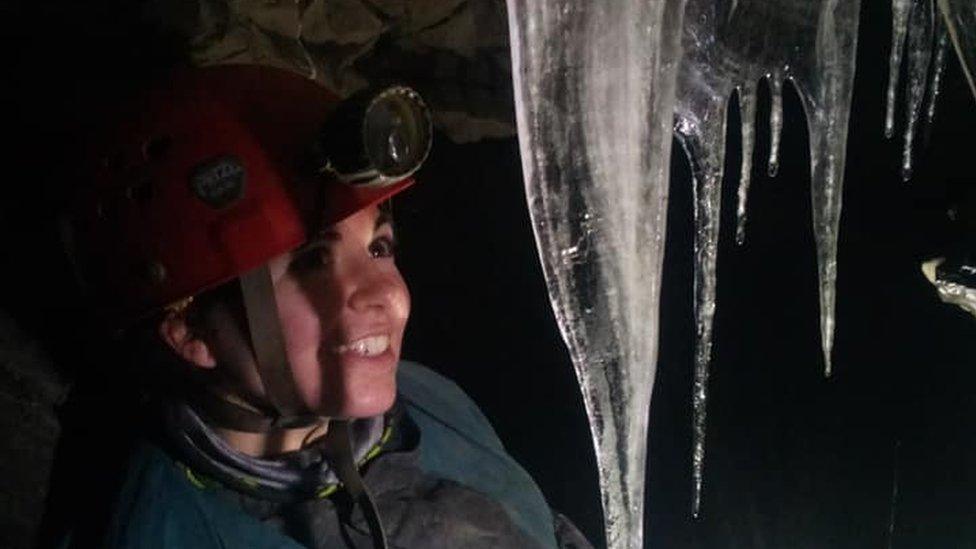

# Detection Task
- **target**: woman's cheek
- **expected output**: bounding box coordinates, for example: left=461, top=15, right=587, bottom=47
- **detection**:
left=277, top=293, right=327, bottom=405
left=391, top=274, right=412, bottom=346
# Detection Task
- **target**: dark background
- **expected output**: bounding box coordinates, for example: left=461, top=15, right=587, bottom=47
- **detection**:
left=2, top=1, right=976, bottom=548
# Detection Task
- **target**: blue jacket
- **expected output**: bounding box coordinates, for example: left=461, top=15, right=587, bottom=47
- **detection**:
left=89, top=361, right=562, bottom=548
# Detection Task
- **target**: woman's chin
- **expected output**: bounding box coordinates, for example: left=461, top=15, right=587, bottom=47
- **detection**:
left=334, top=389, right=396, bottom=419
left=316, top=376, right=398, bottom=419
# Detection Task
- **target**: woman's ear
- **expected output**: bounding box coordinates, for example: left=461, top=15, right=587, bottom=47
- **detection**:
left=158, top=312, right=217, bottom=369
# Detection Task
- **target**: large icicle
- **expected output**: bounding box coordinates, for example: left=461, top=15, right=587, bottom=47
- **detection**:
left=674, top=0, right=861, bottom=516
left=505, top=1, right=686, bottom=547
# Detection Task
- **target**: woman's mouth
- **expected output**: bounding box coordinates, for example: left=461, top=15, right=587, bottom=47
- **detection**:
left=334, top=334, right=390, bottom=358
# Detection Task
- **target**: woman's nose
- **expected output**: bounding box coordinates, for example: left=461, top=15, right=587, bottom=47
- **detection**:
left=342, top=262, right=404, bottom=315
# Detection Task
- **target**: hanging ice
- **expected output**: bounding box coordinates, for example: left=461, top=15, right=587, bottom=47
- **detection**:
left=924, top=25, right=951, bottom=134
left=939, top=0, right=976, bottom=101
left=902, top=0, right=935, bottom=181
left=887, top=0, right=915, bottom=139
left=674, top=0, right=861, bottom=516
left=885, top=0, right=939, bottom=181
left=506, top=1, right=686, bottom=547
left=507, top=0, right=975, bottom=546
left=890, top=0, right=976, bottom=178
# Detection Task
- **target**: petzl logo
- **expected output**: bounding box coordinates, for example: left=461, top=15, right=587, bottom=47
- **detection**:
left=190, top=156, right=246, bottom=208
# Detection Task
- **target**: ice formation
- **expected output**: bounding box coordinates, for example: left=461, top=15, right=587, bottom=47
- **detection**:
left=890, top=0, right=976, bottom=181
left=887, top=0, right=915, bottom=140
left=940, top=0, right=976, bottom=100
left=901, top=0, right=935, bottom=180
left=508, top=0, right=976, bottom=546
left=675, top=0, right=862, bottom=516
left=925, top=28, right=951, bottom=136
left=922, top=258, right=976, bottom=319
left=886, top=0, right=944, bottom=181
left=506, top=1, right=686, bottom=547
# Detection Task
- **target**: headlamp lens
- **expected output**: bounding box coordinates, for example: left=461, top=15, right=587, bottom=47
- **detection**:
left=363, top=88, right=432, bottom=179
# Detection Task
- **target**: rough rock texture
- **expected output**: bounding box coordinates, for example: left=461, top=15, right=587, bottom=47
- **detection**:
left=147, top=0, right=515, bottom=143
left=0, top=313, right=68, bottom=549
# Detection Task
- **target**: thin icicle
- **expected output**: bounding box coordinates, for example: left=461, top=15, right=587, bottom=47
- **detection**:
left=887, top=0, right=914, bottom=138
left=767, top=74, right=785, bottom=177
left=808, top=114, right=842, bottom=378
left=736, top=85, right=758, bottom=245
left=691, top=160, right=722, bottom=518
left=676, top=97, right=729, bottom=519
left=675, top=122, right=724, bottom=519
left=924, top=23, right=950, bottom=136
left=902, top=0, right=935, bottom=181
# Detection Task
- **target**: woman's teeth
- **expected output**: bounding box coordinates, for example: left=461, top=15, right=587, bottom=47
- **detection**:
left=336, top=335, right=390, bottom=357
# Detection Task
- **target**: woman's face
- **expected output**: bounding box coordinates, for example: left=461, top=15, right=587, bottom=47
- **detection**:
left=225, top=204, right=411, bottom=419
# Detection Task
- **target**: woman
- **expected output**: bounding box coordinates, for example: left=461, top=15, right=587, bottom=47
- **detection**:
left=61, top=65, right=592, bottom=548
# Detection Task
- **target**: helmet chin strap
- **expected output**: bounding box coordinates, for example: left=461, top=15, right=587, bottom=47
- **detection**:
left=237, top=264, right=316, bottom=428
left=233, top=264, right=389, bottom=548
left=184, top=264, right=319, bottom=434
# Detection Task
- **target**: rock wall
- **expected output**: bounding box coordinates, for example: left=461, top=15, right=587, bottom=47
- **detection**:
left=147, top=0, right=516, bottom=142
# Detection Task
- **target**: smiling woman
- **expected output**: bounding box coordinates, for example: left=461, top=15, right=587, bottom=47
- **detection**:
left=164, top=205, right=410, bottom=425
left=53, top=65, right=593, bottom=549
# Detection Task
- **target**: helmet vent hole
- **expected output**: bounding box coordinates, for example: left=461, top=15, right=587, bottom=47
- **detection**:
left=143, top=135, right=173, bottom=161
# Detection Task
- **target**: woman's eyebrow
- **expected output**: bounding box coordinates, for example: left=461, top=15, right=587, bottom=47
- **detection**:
left=299, top=230, right=340, bottom=252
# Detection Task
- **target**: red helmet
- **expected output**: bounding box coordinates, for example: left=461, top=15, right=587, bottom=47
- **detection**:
left=67, top=64, right=423, bottom=325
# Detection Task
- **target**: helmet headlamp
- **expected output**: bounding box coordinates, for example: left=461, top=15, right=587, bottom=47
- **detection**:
left=317, top=86, right=432, bottom=187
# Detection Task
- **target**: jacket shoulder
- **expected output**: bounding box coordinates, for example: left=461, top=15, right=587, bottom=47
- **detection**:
left=101, top=442, right=300, bottom=549
left=396, top=360, right=559, bottom=548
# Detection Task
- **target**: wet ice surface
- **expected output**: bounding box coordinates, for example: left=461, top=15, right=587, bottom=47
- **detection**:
left=940, top=0, right=976, bottom=99
left=885, top=0, right=949, bottom=181
left=506, top=1, right=686, bottom=547
left=674, top=0, right=861, bottom=515
left=887, top=0, right=915, bottom=139
left=925, top=27, right=951, bottom=135
left=508, top=0, right=976, bottom=546
left=901, top=0, right=935, bottom=181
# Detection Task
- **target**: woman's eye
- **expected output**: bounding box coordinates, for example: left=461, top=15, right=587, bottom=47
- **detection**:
left=369, top=236, right=396, bottom=259
left=289, top=247, right=331, bottom=273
